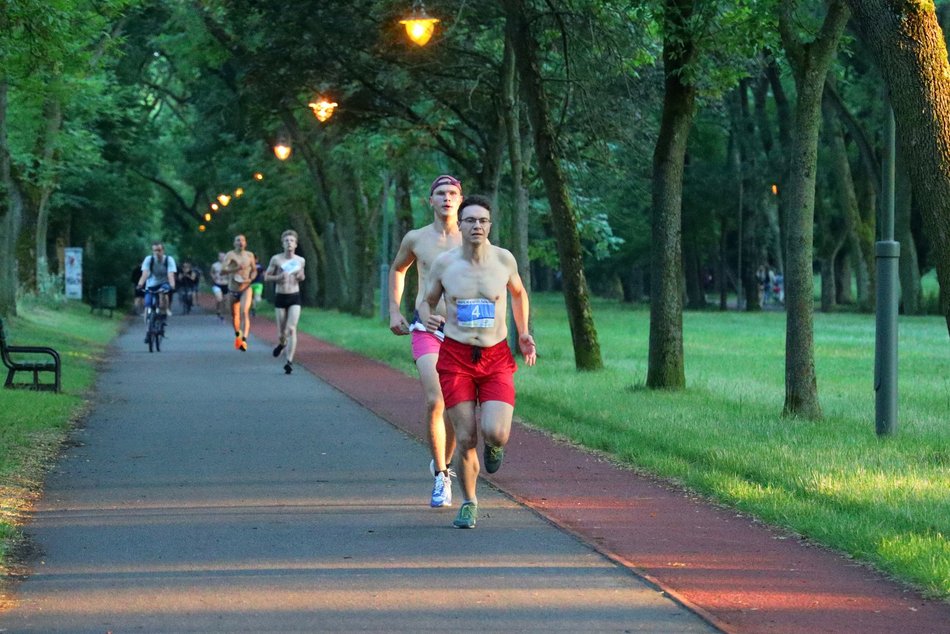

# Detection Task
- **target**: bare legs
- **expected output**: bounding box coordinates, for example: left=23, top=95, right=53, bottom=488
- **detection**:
left=446, top=400, right=513, bottom=503
left=230, top=288, right=253, bottom=339
left=275, top=305, right=301, bottom=362
left=416, top=353, right=456, bottom=473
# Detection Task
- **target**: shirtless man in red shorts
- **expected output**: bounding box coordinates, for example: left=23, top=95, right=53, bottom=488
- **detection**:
left=419, top=194, right=537, bottom=529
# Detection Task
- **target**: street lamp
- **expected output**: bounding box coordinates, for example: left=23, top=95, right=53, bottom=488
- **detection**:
left=308, top=97, right=338, bottom=123
left=204, top=213, right=212, bottom=222
left=199, top=224, right=206, bottom=232
left=234, top=187, right=244, bottom=198
left=400, top=0, right=439, bottom=46
left=273, top=140, right=292, bottom=160
left=211, top=202, right=219, bottom=211
left=253, top=172, right=264, bottom=181
left=217, top=193, right=231, bottom=207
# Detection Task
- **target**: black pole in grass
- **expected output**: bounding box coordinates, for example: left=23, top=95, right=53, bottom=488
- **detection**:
left=875, top=104, right=899, bottom=436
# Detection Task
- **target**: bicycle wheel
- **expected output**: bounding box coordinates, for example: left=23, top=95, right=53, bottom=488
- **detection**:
left=147, top=309, right=156, bottom=353
left=155, top=331, right=161, bottom=352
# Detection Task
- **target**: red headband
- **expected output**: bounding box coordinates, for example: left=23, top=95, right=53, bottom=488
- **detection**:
left=429, top=174, right=462, bottom=196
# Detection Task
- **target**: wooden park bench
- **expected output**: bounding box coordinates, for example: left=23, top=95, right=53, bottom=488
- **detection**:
left=0, top=316, right=62, bottom=393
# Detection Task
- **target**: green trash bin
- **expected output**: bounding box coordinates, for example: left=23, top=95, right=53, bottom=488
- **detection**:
left=94, top=286, right=117, bottom=317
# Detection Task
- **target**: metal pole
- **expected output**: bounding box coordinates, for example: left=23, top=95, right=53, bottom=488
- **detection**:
left=379, top=186, right=391, bottom=323
left=875, top=106, right=900, bottom=435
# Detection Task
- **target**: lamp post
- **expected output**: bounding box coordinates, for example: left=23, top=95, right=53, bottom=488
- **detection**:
left=308, top=98, right=338, bottom=123
left=217, top=193, right=231, bottom=207
left=875, top=105, right=900, bottom=436
left=273, top=141, right=292, bottom=160
left=400, top=0, right=439, bottom=46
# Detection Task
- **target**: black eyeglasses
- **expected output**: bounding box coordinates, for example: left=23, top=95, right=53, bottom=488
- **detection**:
left=460, top=218, right=492, bottom=226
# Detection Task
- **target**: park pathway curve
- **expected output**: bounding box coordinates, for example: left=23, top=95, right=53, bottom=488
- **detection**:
left=0, top=308, right=715, bottom=632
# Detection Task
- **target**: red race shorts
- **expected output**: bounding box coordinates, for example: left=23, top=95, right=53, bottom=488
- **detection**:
left=436, top=337, right=517, bottom=409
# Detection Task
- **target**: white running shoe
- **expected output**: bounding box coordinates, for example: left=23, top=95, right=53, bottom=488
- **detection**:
left=430, top=472, right=452, bottom=507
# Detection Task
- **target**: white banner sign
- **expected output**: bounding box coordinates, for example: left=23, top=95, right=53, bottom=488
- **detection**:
left=64, top=247, right=83, bottom=300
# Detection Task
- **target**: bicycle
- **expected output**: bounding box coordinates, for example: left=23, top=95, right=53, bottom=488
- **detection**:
left=142, top=286, right=169, bottom=353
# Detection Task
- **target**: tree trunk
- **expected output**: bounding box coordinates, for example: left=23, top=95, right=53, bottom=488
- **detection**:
left=502, top=33, right=533, bottom=351
left=836, top=250, right=854, bottom=304
left=0, top=77, right=21, bottom=317
left=846, top=0, right=950, bottom=335
left=33, top=94, right=63, bottom=289
left=778, top=0, right=850, bottom=419
left=393, top=167, right=416, bottom=320
left=819, top=92, right=860, bottom=312
left=684, top=241, right=705, bottom=309
left=895, top=162, right=921, bottom=314
left=646, top=0, right=698, bottom=389
left=766, top=58, right=792, bottom=271
left=503, top=0, right=602, bottom=370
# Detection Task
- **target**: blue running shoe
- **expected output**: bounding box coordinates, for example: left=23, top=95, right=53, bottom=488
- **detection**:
left=430, top=473, right=452, bottom=507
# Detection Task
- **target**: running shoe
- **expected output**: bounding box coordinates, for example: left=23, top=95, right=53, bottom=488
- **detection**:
left=273, top=342, right=286, bottom=357
left=284, top=361, right=293, bottom=374
left=452, top=502, right=477, bottom=528
left=234, top=335, right=243, bottom=350
left=483, top=444, right=505, bottom=473
left=430, top=472, right=452, bottom=507
left=239, top=337, right=248, bottom=352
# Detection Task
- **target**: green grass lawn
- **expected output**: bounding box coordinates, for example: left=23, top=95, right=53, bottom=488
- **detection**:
left=293, top=293, right=950, bottom=599
left=0, top=299, right=123, bottom=570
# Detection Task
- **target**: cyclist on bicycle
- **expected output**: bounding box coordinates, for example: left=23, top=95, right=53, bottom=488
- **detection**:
left=136, top=242, right=177, bottom=338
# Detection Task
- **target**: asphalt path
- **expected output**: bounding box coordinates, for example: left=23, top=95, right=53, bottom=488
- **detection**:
left=0, top=309, right=716, bottom=632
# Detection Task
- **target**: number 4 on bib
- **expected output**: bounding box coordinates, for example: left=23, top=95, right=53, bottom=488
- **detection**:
left=456, top=298, right=495, bottom=328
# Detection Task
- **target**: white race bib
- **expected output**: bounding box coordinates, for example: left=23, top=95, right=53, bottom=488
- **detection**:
left=456, top=298, right=495, bottom=328
left=281, top=259, right=301, bottom=274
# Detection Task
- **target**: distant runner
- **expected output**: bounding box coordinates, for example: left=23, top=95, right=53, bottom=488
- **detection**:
left=264, top=230, right=306, bottom=375
left=221, top=235, right=257, bottom=351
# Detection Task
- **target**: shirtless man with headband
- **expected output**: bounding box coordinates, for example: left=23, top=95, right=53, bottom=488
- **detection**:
left=389, top=174, right=463, bottom=508
left=264, top=230, right=306, bottom=374
left=419, top=194, right=537, bottom=529
left=222, top=234, right=257, bottom=351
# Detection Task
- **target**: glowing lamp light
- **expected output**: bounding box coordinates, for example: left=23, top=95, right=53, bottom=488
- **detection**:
left=274, top=142, right=292, bottom=160
left=217, top=193, right=231, bottom=207
left=204, top=213, right=212, bottom=222
left=308, top=98, right=338, bottom=123
left=199, top=224, right=206, bottom=232
left=400, top=1, right=439, bottom=46
left=211, top=203, right=219, bottom=211
left=234, top=187, right=244, bottom=198
left=771, top=184, right=779, bottom=195
left=254, top=172, right=264, bottom=181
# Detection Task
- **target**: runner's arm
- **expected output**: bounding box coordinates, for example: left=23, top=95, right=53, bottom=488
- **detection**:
left=419, top=257, right=446, bottom=334
left=507, top=254, right=536, bottom=366
left=388, top=234, right=416, bottom=334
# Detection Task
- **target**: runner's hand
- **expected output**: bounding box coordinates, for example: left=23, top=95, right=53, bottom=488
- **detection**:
left=389, top=314, right=410, bottom=335
left=519, top=333, right=537, bottom=366
left=425, top=314, right=445, bottom=334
